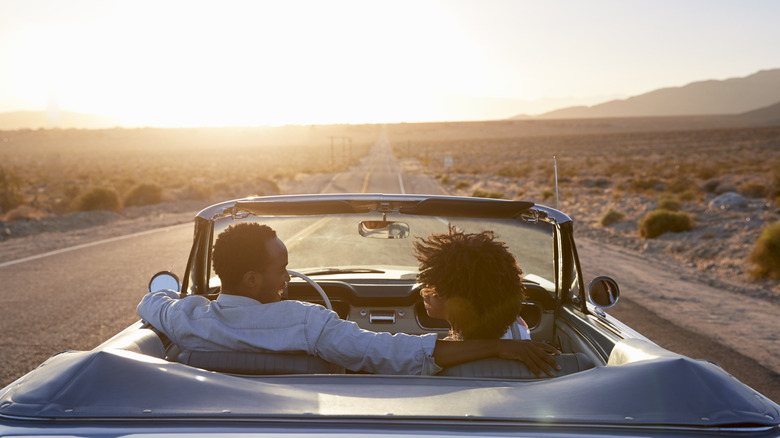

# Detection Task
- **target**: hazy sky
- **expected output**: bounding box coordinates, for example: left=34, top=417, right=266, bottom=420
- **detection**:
left=1, top=0, right=779, bottom=126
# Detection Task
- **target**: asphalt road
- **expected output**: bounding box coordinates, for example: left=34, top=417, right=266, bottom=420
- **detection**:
left=1, top=131, right=778, bottom=403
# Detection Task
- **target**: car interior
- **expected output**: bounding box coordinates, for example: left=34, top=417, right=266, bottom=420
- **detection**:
left=127, top=273, right=602, bottom=379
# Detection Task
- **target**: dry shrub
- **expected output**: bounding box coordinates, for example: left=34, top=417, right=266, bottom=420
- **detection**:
left=541, top=189, right=555, bottom=201
left=677, top=190, right=699, bottom=202
left=454, top=180, right=471, bottom=189
left=472, top=190, right=504, bottom=199
left=600, top=208, right=625, bottom=227
left=628, top=177, right=661, bottom=193
left=638, top=209, right=694, bottom=238
left=738, top=181, right=769, bottom=199
left=73, top=187, right=122, bottom=212
left=252, top=177, right=281, bottom=196
left=665, top=178, right=694, bottom=194
left=696, top=167, right=717, bottom=180
left=657, top=197, right=681, bottom=212
left=2, top=205, right=46, bottom=221
left=180, top=184, right=214, bottom=201
left=496, top=165, right=527, bottom=179
left=124, top=183, right=163, bottom=207
left=702, top=180, right=720, bottom=193
left=749, top=222, right=780, bottom=280
left=0, top=166, right=25, bottom=214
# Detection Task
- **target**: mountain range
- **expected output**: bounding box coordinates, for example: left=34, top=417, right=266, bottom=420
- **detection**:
left=530, top=68, right=780, bottom=121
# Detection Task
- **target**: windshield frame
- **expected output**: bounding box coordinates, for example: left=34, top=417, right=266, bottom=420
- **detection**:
left=184, top=194, right=571, bottom=303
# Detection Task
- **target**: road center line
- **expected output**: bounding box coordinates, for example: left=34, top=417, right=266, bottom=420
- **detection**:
left=0, top=223, right=191, bottom=269
left=285, top=217, right=334, bottom=251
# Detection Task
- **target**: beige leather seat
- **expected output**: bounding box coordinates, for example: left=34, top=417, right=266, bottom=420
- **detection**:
left=177, top=350, right=345, bottom=375
left=439, top=352, right=597, bottom=378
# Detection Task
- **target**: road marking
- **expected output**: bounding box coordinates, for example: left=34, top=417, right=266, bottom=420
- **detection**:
left=361, top=172, right=371, bottom=193
left=322, top=174, right=339, bottom=193
left=0, top=223, right=191, bottom=269
left=397, top=173, right=406, bottom=194
left=285, top=217, right=334, bottom=251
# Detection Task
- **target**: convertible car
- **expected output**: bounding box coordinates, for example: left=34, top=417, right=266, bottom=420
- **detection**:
left=1, top=193, right=778, bottom=437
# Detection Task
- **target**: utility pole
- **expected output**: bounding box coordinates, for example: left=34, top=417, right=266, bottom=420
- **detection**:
left=328, top=136, right=336, bottom=169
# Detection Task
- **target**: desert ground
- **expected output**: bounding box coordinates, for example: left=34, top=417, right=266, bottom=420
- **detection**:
left=1, top=118, right=779, bottom=393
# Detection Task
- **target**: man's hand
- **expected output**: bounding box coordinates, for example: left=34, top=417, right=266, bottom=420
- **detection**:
left=497, top=340, right=561, bottom=377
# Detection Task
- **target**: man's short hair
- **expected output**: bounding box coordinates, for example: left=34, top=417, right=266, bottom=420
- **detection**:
left=414, top=226, right=526, bottom=340
left=212, top=223, right=277, bottom=290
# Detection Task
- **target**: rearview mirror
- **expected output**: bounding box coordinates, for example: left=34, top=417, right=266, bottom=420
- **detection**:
left=358, top=221, right=410, bottom=239
left=586, top=276, right=620, bottom=309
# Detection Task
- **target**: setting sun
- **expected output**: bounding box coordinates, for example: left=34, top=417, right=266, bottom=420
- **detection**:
left=1, top=0, right=779, bottom=127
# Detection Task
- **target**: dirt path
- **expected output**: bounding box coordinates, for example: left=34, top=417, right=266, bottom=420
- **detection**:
left=578, top=237, right=780, bottom=376
left=607, top=297, right=780, bottom=402
left=577, top=237, right=780, bottom=402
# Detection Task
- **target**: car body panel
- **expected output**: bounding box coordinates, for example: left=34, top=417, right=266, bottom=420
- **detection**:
left=2, top=193, right=778, bottom=437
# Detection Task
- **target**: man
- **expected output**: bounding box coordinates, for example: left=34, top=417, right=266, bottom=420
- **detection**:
left=138, top=222, right=560, bottom=376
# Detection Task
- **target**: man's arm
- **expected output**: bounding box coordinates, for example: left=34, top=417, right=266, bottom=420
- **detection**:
left=433, top=339, right=561, bottom=376
left=137, top=290, right=181, bottom=336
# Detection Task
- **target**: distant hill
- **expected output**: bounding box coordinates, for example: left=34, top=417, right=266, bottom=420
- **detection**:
left=532, top=69, right=780, bottom=120
left=0, top=110, right=127, bottom=130
left=735, top=100, right=780, bottom=126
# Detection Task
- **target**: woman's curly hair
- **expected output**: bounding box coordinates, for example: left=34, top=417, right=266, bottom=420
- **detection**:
left=212, top=222, right=277, bottom=290
left=414, top=226, right=526, bottom=340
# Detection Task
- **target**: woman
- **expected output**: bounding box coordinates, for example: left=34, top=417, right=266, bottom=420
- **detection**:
left=415, top=226, right=530, bottom=341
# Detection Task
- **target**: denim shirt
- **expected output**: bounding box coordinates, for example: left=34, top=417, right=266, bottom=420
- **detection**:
left=138, top=290, right=440, bottom=375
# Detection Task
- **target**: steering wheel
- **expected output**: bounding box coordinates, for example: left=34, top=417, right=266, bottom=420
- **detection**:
left=287, top=270, right=332, bottom=311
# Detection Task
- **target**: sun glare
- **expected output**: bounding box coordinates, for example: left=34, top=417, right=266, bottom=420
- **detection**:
left=5, top=1, right=778, bottom=126
left=6, top=1, right=490, bottom=127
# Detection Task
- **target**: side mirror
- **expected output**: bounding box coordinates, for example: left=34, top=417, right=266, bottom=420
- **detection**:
left=148, top=271, right=181, bottom=293
left=358, top=221, right=410, bottom=239
left=586, top=276, right=620, bottom=309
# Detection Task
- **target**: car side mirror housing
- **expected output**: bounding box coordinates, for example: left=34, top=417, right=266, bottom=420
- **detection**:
left=586, top=276, right=619, bottom=309
left=149, top=271, right=181, bottom=293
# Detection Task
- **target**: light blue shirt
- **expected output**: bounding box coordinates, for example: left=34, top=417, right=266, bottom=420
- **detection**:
left=138, top=290, right=440, bottom=375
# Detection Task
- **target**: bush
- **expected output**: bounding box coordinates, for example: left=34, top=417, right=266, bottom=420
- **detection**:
left=181, top=183, right=214, bottom=200
left=124, top=183, right=163, bottom=207
left=256, top=177, right=281, bottom=195
left=74, top=187, right=122, bottom=212
left=665, top=178, right=694, bottom=194
left=638, top=209, right=694, bottom=238
left=696, top=167, right=717, bottom=180
left=738, top=181, right=769, bottom=199
left=541, top=189, right=555, bottom=201
left=2, top=205, right=45, bottom=221
left=657, top=197, right=681, bottom=212
left=472, top=190, right=504, bottom=199
left=628, top=177, right=661, bottom=193
left=454, top=180, right=471, bottom=189
left=0, top=166, right=25, bottom=214
left=600, top=208, right=625, bottom=227
left=749, top=222, right=780, bottom=280
left=702, top=180, right=720, bottom=193
left=677, top=190, right=699, bottom=202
